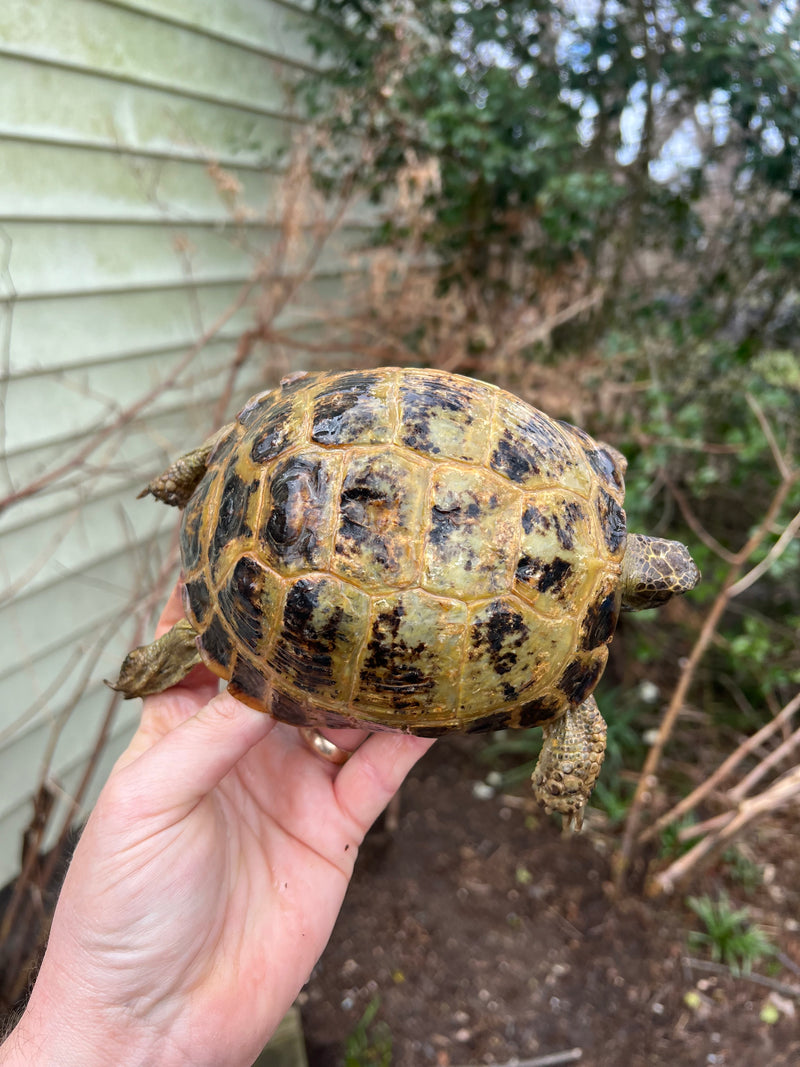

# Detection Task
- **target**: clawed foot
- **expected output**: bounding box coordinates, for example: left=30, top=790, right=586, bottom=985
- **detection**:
left=531, top=694, right=607, bottom=832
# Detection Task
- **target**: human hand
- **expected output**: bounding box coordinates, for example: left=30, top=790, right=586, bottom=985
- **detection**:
left=1, top=585, right=434, bottom=1067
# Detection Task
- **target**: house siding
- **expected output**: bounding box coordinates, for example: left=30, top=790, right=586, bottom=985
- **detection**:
left=0, top=0, right=359, bottom=886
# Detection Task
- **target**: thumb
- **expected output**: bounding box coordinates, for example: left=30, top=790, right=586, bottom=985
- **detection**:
left=118, top=692, right=275, bottom=816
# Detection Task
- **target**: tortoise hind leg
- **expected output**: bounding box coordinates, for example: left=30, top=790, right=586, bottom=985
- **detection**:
left=138, top=423, right=232, bottom=508
left=137, top=442, right=214, bottom=509
left=106, top=618, right=203, bottom=699
left=532, top=693, right=607, bottom=832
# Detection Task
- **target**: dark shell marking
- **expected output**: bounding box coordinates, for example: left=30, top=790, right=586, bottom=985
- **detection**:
left=210, top=467, right=258, bottom=577
left=580, top=586, right=620, bottom=651
left=558, top=652, right=606, bottom=706
left=228, top=654, right=271, bottom=707
left=198, top=613, right=234, bottom=670
left=584, top=447, right=624, bottom=491
left=179, top=367, right=627, bottom=734
left=398, top=372, right=493, bottom=463
left=270, top=576, right=367, bottom=701
left=596, top=488, right=626, bottom=555
left=184, top=575, right=211, bottom=627
left=250, top=399, right=295, bottom=463
left=261, top=454, right=339, bottom=573
left=312, top=372, right=393, bottom=446
left=334, top=451, right=424, bottom=589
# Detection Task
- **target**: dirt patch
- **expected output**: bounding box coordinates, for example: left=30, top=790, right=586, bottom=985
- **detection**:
left=301, top=736, right=800, bottom=1067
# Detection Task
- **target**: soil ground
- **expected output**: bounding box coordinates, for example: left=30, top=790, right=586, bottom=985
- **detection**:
left=301, top=735, right=800, bottom=1067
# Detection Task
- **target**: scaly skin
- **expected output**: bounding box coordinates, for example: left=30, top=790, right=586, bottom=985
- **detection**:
left=532, top=694, right=607, bottom=831
left=621, top=533, right=700, bottom=610
left=108, top=618, right=201, bottom=698
left=137, top=424, right=232, bottom=509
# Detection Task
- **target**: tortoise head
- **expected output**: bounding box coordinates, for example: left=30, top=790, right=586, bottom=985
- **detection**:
left=620, top=533, right=700, bottom=612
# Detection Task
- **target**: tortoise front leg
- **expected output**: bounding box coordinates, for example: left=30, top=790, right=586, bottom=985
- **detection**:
left=532, top=693, right=607, bottom=831
left=106, top=618, right=203, bottom=699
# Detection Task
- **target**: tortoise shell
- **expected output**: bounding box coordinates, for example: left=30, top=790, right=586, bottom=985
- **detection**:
left=179, top=367, right=627, bottom=737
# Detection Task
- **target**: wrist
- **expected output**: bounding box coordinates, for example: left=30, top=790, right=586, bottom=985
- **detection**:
left=0, top=971, right=167, bottom=1067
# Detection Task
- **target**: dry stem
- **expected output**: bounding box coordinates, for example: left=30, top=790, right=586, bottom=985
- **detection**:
left=651, top=765, right=800, bottom=895
left=640, top=690, right=800, bottom=845
left=615, top=396, right=798, bottom=892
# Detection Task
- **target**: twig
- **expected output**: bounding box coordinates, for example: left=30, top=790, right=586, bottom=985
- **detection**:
left=0, top=646, right=85, bottom=748
left=677, top=810, right=736, bottom=842
left=662, top=470, right=738, bottom=564
left=629, top=434, right=742, bottom=456
left=641, top=691, right=800, bottom=845
left=212, top=149, right=360, bottom=425
left=746, top=392, right=791, bottom=481
left=452, top=1050, right=582, bottom=1067
left=728, top=720, right=800, bottom=801
left=1, top=134, right=365, bottom=1009
left=615, top=571, right=739, bottom=885
left=684, top=956, right=800, bottom=999
left=0, top=539, right=179, bottom=983
left=616, top=402, right=797, bottom=889
left=726, top=505, right=800, bottom=598
left=497, top=288, right=604, bottom=360
left=41, top=538, right=181, bottom=886
left=650, top=765, right=800, bottom=894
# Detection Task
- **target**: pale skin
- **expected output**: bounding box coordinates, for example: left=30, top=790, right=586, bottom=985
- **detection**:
left=0, top=585, right=434, bottom=1067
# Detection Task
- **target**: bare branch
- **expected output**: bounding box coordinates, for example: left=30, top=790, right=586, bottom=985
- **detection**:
left=641, top=690, right=800, bottom=845
left=662, top=470, right=738, bottom=564
left=650, top=765, right=800, bottom=895
left=616, top=395, right=799, bottom=888
left=727, top=505, right=800, bottom=599
left=728, top=719, right=800, bottom=802
left=746, top=391, right=792, bottom=482
left=615, top=571, right=735, bottom=886
left=684, top=957, right=800, bottom=1000
left=452, top=1051, right=583, bottom=1067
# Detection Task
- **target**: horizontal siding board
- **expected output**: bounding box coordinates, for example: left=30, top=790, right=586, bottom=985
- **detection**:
left=0, top=0, right=313, bottom=109
left=2, top=344, right=341, bottom=601
left=0, top=322, right=352, bottom=537
left=2, top=356, right=361, bottom=605
left=0, top=55, right=297, bottom=169
left=1, top=529, right=175, bottom=664
left=0, top=140, right=380, bottom=227
left=0, top=326, right=245, bottom=381
left=0, top=653, right=142, bottom=797
left=0, top=459, right=169, bottom=539
left=0, top=141, right=283, bottom=221
left=2, top=272, right=352, bottom=380
left=0, top=479, right=178, bottom=604
left=0, top=604, right=138, bottom=692
left=1, top=282, right=256, bottom=378
left=94, top=0, right=323, bottom=69
left=0, top=385, right=247, bottom=500
left=0, top=641, right=90, bottom=746
left=3, top=347, right=248, bottom=453
left=0, top=220, right=371, bottom=303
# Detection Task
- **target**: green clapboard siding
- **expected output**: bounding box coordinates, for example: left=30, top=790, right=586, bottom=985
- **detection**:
left=0, top=0, right=358, bottom=890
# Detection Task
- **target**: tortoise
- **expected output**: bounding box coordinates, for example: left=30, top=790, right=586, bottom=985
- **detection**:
left=110, top=366, right=699, bottom=827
